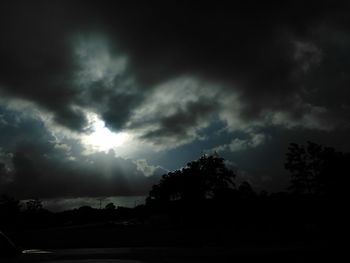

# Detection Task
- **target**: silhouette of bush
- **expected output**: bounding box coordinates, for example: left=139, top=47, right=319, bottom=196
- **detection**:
left=105, top=202, right=116, bottom=210
left=285, top=141, right=348, bottom=198
left=26, top=198, right=43, bottom=211
left=0, top=195, right=22, bottom=229
left=147, top=155, right=236, bottom=205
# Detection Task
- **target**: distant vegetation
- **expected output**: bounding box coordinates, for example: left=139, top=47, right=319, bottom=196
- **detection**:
left=147, top=154, right=236, bottom=203
left=0, top=141, right=347, bottom=248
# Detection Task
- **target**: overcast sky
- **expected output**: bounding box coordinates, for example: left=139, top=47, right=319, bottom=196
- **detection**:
left=1, top=1, right=350, bottom=200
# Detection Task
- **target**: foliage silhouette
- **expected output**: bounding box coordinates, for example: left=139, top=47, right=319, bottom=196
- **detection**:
left=147, top=155, right=236, bottom=204
left=0, top=195, right=21, bottom=214
left=285, top=141, right=348, bottom=197
left=238, top=181, right=256, bottom=199
left=26, top=198, right=43, bottom=211
left=0, top=143, right=346, bottom=251
left=105, top=202, right=116, bottom=210
left=0, top=195, right=21, bottom=228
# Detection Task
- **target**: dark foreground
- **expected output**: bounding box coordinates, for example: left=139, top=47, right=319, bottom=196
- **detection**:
left=3, top=223, right=332, bottom=263
left=6, top=245, right=332, bottom=263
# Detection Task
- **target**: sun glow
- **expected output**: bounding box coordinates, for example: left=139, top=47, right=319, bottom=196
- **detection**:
left=84, top=118, right=129, bottom=152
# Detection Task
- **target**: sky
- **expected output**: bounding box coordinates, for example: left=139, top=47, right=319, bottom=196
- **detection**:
left=1, top=0, right=350, bottom=202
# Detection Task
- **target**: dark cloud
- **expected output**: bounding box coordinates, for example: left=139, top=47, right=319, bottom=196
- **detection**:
left=99, top=1, right=350, bottom=136
left=140, top=98, right=217, bottom=146
left=0, top=1, right=84, bottom=129
left=0, top=105, right=160, bottom=199
left=0, top=2, right=349, bottom=132
left=1, top=1, right=350, bottom=197
left=101, top=93, right=143, bottom=131
left=1, top=1, right=349, bottom=136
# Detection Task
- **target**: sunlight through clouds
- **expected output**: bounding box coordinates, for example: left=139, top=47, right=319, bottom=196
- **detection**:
left=83, top=113, right=130, bottom=153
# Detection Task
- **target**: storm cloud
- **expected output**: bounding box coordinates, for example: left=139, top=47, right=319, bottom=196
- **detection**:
left=1, top=1, right=350, bottom=198
left=0, top=103, right=162, bottom=199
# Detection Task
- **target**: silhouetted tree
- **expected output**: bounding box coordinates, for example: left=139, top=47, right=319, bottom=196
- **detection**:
left=285, top=141, right=347, bottom=197
left=238, top=181, right=256, bottom=199
left=285, top=142, right=320, bottom=194
left=147, top=155, right=236, bottom=204
left=0, top=195, right=21, bottom=213
left=105, top=202, right=116, bottom=210
left=0, top=162, right=6, bottom=179
left=259, top=190, right=269, bottom=198
left=0, top=195, right=22, bottom=228
left=26, top=198, right=43, bottom=211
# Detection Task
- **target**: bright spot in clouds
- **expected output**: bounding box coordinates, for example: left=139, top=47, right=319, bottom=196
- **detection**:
left=84, top=117, right=129, bottom=152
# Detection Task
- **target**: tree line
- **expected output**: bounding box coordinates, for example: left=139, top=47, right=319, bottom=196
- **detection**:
left=1, top=141, right=348, bottom=233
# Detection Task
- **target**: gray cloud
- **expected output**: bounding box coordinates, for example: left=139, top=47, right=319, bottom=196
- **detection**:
left=1, top=1, right=350, bottom=196
left=0, top=104, right=160, bottom=199
left=134, top=159, right=167, bottom=177
left=210, top=133, right=269, bottom=153
left=0, top=1, right=84, bottom=130
left=122, top=77, right=221, bottom=148
left=1, top=1, right=349, bottom=139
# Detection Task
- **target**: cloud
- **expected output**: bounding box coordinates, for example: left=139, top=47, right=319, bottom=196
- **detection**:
left=210, top=133, right=268, bottom=153
left=293, top=41, right=323, bottom=72
left=1, top=1, right=349, bottom=145
left=0, top=102, right=160, bottom=199
left=1, top=1, right=350, bottom=195
left=0, top=2, right=85, bottom=130
left=125, top=77, right=220, bottom=149
left=72, top=35, right=145, bottom=131
left=134, top=159, right=167, bottom=177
